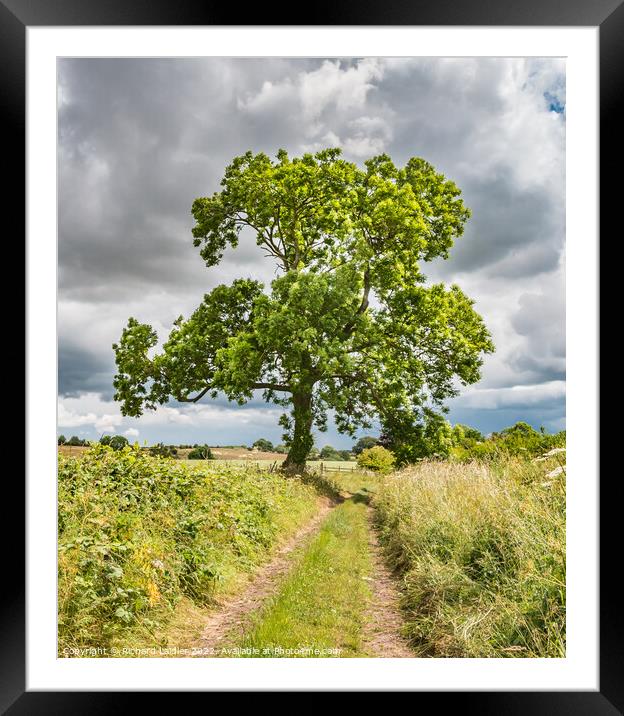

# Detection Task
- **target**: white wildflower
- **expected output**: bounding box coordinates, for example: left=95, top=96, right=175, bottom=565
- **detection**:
left=534, top=447, right=566, bottom=462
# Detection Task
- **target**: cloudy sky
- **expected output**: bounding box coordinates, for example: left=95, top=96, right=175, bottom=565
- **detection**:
left=58, top=57, right=565, bottom=448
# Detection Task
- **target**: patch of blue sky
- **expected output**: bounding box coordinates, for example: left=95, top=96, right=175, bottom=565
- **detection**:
left=544, top=90, right=565, bottom=114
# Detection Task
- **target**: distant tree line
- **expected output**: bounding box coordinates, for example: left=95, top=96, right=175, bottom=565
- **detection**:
left=378, top=418, right=565, bottom=464
left=187, top=445, right=214, bottom=460
left=58, top=435, right=90, bottom=447
left=58, top=420, right=563, bottom=465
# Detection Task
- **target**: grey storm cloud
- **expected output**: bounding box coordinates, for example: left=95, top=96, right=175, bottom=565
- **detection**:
left=507, top=287, right=566, bottom=384
left=440, top=174, right=563, bottom=278
left=58, top=342, right=116, bottom=399
left=57, top=56, right=566, bottom=442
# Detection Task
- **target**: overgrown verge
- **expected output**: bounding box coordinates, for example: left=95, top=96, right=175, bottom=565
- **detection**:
left=374, top=455, right=566, bottom=657
left=58, top=444, right=321, bottom=655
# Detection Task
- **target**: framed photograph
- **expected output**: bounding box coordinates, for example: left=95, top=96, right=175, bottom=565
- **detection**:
left=10, top=0, right=615, bottom=708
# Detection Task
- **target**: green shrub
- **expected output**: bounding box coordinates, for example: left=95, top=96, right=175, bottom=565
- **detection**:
left=187, top=445, right=214, bottom=460
left=99, top=435, right=128, bottom=450
left=449, top=423, right=566, bottom=462
left=109, top=435, right=129, bottom=451
left=352, top=436, right=378, bottom=455
left=379, top=408, right=453, bottom=464
left=252, top=438, right=274, bottom=452
left=320, top=445, right=352, bottom=461
left=320, top=445, right=340, bottom=460
left=149, top=442, right=178, bottom=458
left=58, top=444, right=320, bottom=653
left=356, top=446, right=396, bottom=473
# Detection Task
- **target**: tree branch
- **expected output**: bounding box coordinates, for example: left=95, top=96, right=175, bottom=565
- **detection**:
left=341, top=268, right=371, bottom=337
left=233, top=212, right=289, bottom=270
left=252, top=382, right=292, bottom=392
left=176, top=385, right=212, bottom=403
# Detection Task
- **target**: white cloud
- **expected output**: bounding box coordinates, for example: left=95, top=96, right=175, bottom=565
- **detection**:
left=298, top=59, right=384, bottom=118
left=239, top=59, right=384, bottom=121
left=57, top=392, right=284, bottom=438
left=451, top=380, right=565, bottom=410
left=237, top=77, right=296, bottom=115
left=238, top=59, right=393, bottom=157
left=58, top=395, right=122, bottom=433
left=185, top=404, right=283, bottom=426
left=342, top=116, right=393, bottom=157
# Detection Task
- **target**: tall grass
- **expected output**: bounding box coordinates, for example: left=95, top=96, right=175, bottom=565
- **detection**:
left=374, top=456, right=566, bottom=657
left=58, top=444, right=320, bottom=655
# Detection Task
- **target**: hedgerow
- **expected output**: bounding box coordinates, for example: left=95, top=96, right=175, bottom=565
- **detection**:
left=58, top=444, right=319, bottom=653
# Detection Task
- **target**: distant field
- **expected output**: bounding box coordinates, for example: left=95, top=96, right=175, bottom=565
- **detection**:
left=57, top=446, right=355, bottom=471
left=58, top=445, right=90, bottom=457
left=186, top=459, right=356, bottom=472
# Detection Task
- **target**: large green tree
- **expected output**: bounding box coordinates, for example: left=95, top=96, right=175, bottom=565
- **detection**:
left=113, top=148, right=494, bottom=472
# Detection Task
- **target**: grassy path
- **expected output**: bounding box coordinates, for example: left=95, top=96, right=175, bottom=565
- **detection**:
left=207, top=476, right=412, bottom=658
left=194, top=495, right=337, bottom=654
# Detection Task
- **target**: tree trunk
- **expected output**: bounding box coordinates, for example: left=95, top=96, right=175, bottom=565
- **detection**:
left=283, top=390, right=314, bottom=474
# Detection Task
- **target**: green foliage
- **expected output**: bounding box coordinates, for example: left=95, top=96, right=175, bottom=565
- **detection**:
left=381, top=415, right=565, bottom=465
left=317, top=447, right=351, bottom=462
left=450, top=422, right=566, bottom=462
left=379, top=408, right=454, bottom=464
left=316, top=445, right=351, bottom=461
left=113, top=148, right=494, bottom=470
left=187, top=445, right=214, bottom=460
left=100, top=434, right=129, bottom=451
left=319, top=445, right=340, bottom=460
left=66, top=435, right=89, bottom=447
left=356, top=445, right=396, bottom=473
left=352, top=436, right=378, bottom=455
left=109, top=435, right=129, bottom=451
left=58, top=445, right=319, bottom=652
left=274, top=444, right=288, bottom=454
left=149, top=443, right=178, bottom=458
left=252, top=438, right=274, bottom=452
left=58, top=435, right=66, bottom=445
left=452, top=423, right=484, bottom=443
left=374, top=455, right=566, bottom=657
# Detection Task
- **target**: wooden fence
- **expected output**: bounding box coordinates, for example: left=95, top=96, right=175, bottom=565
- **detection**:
left=317, top=463, right=358, bottom=473
left=239, top=461, right=358, bottom=473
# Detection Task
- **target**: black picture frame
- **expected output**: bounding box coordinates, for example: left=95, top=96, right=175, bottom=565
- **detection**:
left=8, top=0, right=615, bottom=709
